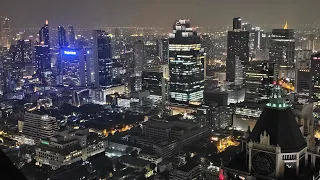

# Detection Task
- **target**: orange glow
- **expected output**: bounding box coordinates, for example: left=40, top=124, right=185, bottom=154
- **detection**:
left=315, top=130, right=320, bottom=139
left=278, top=80, right=294, bottom=92
left=45, top=20, right=48, bottom=25
left=216, top=136, right=240, bottom=153
left=102, top=125, right=133, bottom=137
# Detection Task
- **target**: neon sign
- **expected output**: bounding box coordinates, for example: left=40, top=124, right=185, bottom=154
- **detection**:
left=64, top=51, right=76, bottom=55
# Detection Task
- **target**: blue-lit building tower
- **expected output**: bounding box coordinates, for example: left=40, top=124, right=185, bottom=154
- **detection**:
left=58, top=26, right=68, bottom=48
left=168, top=19, right=205, bottom=104
left=93, top=30, right=113, bottom=87
left=39, top=20, right=50, bottom=46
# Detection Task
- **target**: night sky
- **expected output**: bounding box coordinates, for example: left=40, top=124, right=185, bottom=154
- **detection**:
left=2, top=0, right=320, bottom=29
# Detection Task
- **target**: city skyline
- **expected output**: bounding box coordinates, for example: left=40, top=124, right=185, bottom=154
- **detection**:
left=2, top=0, right=320, bottom=29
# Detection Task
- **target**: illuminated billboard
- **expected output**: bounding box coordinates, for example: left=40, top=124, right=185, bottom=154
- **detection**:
left=64, top=51, right=76, bottom=55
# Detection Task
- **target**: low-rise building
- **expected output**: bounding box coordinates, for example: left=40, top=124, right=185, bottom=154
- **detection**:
left=35, top=128, right=105, bottom=169
left=169, top=162, right=201, bottom=180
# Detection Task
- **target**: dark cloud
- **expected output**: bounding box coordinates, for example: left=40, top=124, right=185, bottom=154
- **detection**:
left=1, top=0, right=319, bottom=29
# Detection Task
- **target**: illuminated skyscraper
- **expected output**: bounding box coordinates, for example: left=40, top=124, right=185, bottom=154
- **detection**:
left=67, top=25, right=76, bottom=46
left=226, top=17, right=249, bottom=83
left=15, top=39, right=33, bottom=67
left=35, top=45, right=51, bottom=83
left=168, top=19, right=205, bottom=104
left=1, top=17, right=11, bottom=48
left=92, top=30, right=112, bottom=87
left=269, top=23, right=295, bottom=78
left=159, top=38, right=169, bottom=64
left=39, top=20, right=50, bottom=46
left=134, top=40, right=145, bottom=75
left=58, top=26, right=67, bottom=47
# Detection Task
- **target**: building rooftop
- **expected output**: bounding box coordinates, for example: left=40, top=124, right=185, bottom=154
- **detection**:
left=118, top=155, right=151, bottom=168
left=177, top=161, right=200, bottom=172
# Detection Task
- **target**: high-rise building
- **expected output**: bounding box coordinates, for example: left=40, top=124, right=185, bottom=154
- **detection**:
left=39, top=20, right=50, bottom=46
left=67, top=25, right=76, bottom=46
left=295, top=50, right=312, bottom=101
left=1, top=17, right=11, bottom=48
left=92, top=30, right=112, bottom=87
left=35, top=45, right=51, bottom=83
left=168, top=19, right=205, bottom=104
left=159, top=38, right=169, bottom=64
left=58, top=26, right=68, bottom=47
left=22, top=111, right=59, bottom=142
left=244, top=61, right=275, bottom=102
left=15, top=39, right=33, bottom=67
left=269, top=23, right=295, bottom=78
left=311, top=53, right=320, bottom=106
left=58, top=48, right=92, bottom=86
left=226, top=17, right=249, bottom=83
left=134, top=40, right=145, bottom=75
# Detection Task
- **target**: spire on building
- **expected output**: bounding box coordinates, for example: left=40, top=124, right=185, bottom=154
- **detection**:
left=284, top=21, right=288, bottom=29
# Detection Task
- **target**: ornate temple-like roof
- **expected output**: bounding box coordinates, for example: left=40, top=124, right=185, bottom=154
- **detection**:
left=249, top=85, right=307, bottom=152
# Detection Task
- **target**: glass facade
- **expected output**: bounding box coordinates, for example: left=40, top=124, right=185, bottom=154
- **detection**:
left=93, top=30, right=113, bottom=87
left=168, top=19, right=204, bottom=104
left=269, top=29, right=295, bottom=67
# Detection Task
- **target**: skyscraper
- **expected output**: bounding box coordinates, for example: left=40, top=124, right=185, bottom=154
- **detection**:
left=58, top=26, right=67, bottom=47
left=159, top=38, right=169, bottom=64
left=244, top=61, right=275, bottom=102
left=269, top=23, right=295, bottom=79
left=15, top=39, right=33, bottom=67
left=39, top=20, right=50, bottom=46
left=168, top=19, right=205, bottom=104
left=92, top=30, right=112, bottom=87
left=35, top=45, right=51, bottom=83
left=134, top=40, right=145, bottom=75
left=67, top=25, right=76, bottom=46
left=311, top=53, right=320, bottom=106
left=1, top=17, right=11, bottom=48
left=226, top=17, right=249, bottom=83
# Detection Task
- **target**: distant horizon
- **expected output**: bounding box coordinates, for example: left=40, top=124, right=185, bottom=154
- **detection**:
left=2, top=0, right=320, bottom=30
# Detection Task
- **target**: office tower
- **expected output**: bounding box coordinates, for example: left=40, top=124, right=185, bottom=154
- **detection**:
left=15, top=39, right=33, bottom=67
left=1, top=17, right=11, bottom=48
left=134, top=40, right=145, bottom=75
left=145, top=41, right=158, bottom=65
left=58, top=26, right=67, bottom=47
left=142, top=64, right=169, bottom=101
left=311, top=53, right=320, bottom=106
left=22, top=111, right=58, bottom=142
left=159, top=39, right=169, bottom=64
left=223, top=85, right=319, bottom=179
left=58, top=48, right=91, bottom=86
left=92, top=30, right=112, bottom=87
left=269, top=23, right=295, bottom=78
left=39, top=20, right=50, bottom=46
left=168, top=19, right=205, bottom=104
left=295, top=50, right=312, bottom=99
left=244, top=61, right=275, bottom=102
left=67, top=25, right=76, bottom=46
left=226, top=17, right=249, bottom=83
left=35, top=45, right=51, bottom=83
